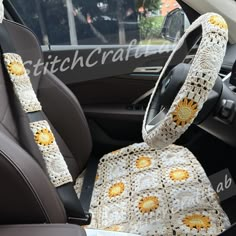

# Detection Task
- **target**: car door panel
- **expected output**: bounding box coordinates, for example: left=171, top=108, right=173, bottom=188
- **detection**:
left=42, top=46, right=172, bottom=84
left=41, top=47, right=172, bottom=148
left=70, top=78, right=151, bottom=146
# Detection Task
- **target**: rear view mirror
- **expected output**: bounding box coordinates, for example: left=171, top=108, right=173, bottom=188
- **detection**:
left=161, top=8, right=189, bottom=42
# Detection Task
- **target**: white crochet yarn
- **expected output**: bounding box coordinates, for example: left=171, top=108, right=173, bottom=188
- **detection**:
left=0, top=0, right=3, bottom=23
left=143, top=13, right=228, bottom=149
left=3, top=53, right=42, bottom=113
left=30, top=120, right=73, bottom=187
left=3, top=53, right=73, bottom=188
left=75, top=143, right=230, bottom=235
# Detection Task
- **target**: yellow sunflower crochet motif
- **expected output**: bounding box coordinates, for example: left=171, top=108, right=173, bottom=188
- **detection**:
left=172, top=98, right=198, bottom=127
left=170, top=169, right=190, bottom=181
left=136, top=156, right=152, bottom=169
left=34, top=128, right=55, bottom=146
left=138, top=196, right=159, bottom=214
left=7, top=61, right=25, bottom=76
left=95, top=174, right=99, bottom=181
left=105, top=225, right=121, bottom=232
left=111, top=149, right=121, bottom=155
left=183, top=214, right=211, bottom=231
left=209, top=15, right=228, bottom=30
left=109, top=182, right=125, bottom=198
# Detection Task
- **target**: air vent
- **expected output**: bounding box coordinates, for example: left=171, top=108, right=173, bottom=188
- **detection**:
left=183, top=54, right=195, bottom=64
left=219, top=68, right=230, bottom=79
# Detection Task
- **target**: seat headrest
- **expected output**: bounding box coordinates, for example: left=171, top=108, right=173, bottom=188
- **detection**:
left=0, top=0, right=3, bottom=23
left=0, top=0, right=44, bottom=92
left=0, top=19, right=45, bottom=92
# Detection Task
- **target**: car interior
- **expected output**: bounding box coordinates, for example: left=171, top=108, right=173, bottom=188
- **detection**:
left=0, top=0, right=236, bottom=235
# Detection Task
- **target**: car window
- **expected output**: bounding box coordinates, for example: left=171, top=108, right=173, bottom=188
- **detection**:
left=10, top=0, right=188, bottom=46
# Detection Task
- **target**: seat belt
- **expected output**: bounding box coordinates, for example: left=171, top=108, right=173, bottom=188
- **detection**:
left=0, top=23, right=91, bottom=225
left=80, top=155, right=100, bottom=212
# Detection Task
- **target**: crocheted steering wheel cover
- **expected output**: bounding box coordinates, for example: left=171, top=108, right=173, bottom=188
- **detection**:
left=142, top=13, right=228, bottom=149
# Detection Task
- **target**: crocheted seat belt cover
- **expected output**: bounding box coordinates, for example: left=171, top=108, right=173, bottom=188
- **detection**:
left=75, top=143, right=230, bottom=235
left=3, top=53, right=73, bottom=187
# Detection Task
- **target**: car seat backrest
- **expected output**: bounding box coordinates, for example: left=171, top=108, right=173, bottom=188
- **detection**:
left=0, top=19, right=92, bottom=224
left=2, top=19, right=92, bottom=175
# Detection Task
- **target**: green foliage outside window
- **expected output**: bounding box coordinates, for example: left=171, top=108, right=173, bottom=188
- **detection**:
left=136, top=0, right=161, bottom=11
left=139, top=15, right=164, bottom=40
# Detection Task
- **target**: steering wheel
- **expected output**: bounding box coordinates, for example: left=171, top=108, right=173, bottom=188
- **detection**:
left=143, top=13, right=228, bottom=149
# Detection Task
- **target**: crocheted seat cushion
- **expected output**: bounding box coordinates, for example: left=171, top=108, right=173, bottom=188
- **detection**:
left=75, top=143, right=230, bottom=235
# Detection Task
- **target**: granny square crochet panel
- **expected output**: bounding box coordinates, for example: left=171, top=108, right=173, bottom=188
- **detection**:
left=3, top=53, right=73, bottom=187
left=75, top=143, right=230, bottom=235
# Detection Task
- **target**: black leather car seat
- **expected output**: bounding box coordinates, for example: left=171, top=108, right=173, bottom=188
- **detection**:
left=0, top=15, right=231, bottom=236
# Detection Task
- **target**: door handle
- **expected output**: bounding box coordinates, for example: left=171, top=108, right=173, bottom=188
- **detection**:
left=133, top=66, right=163, bottom=73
